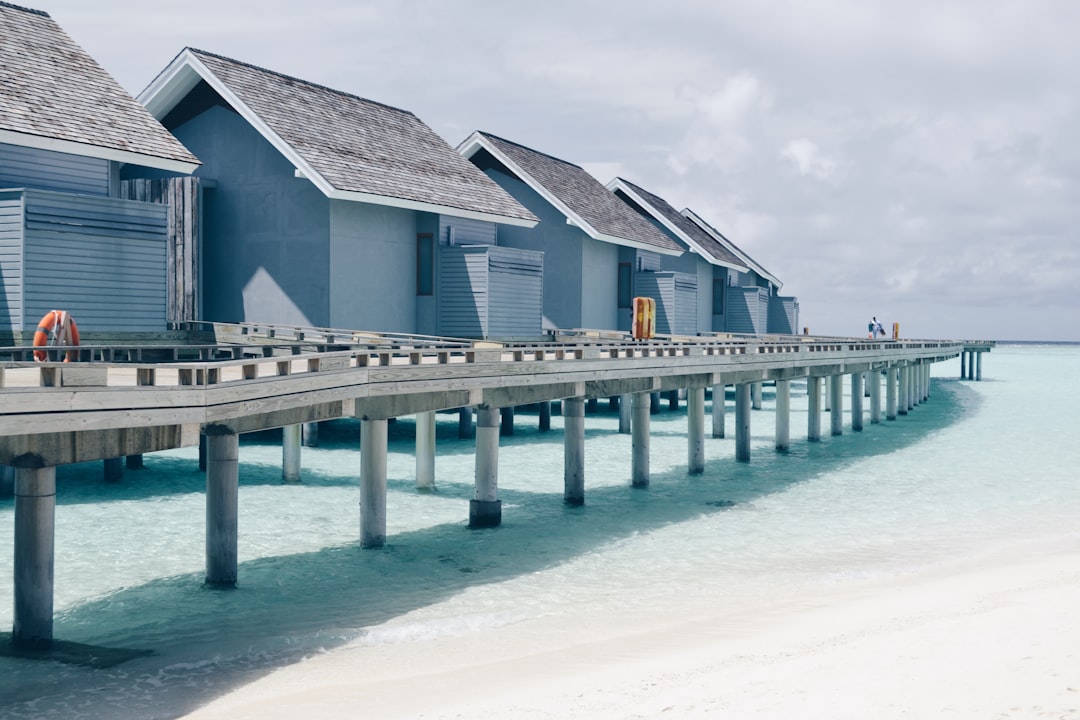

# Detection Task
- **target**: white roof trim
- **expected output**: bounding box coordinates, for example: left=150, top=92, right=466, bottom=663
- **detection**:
left=0, top=129, right=199, bottom=174
left=140, top=53, right=536, bottom=227
left=459, top=131, right=664, bottom=247
left=606, top=178, right=745, bottom=270
left=327, top=188, right=537, bottom=227
left=681, top=208, right=782, bottom=289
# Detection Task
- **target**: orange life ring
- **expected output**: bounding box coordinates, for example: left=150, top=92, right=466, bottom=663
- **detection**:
left=33, top=310, right=80, bottom=362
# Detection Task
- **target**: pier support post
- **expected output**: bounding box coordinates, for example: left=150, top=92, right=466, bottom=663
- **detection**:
left=650, top=392, right=661, bottom=415
left=960, top=352, right=968, bottom=380
left=302, top=421, right=319, bottom=448
left=666, top=390, right=679, bottom=412
left=205, top=431, right=239, bottom=587
left=126, top=454, right=144, bottom=470
left=869, top=370, right=881, bottom=424
left=751, top=382, right=762, bottom=410
left=282, top=424, right=302, bottom=483
left=899, top=366, right=909, bottom=415
left=976, top=352, right=983, bottom=381
left=886, top=367, right=898, bottom=420
left=735, top=383, right=751, bottom=463
left=500, top=407, right=515, bottom=436
left=539, top=401, right=551, bottom=432
left=711, top=383, right=726, bottom=438
left=632, top=392, right=650, bottom=488
left=471, top=407, right=502, bottom=527
left=13, top=466, right=56, bottom=645
left=458, top=407, right=475, bottom=439
left=360, top=418, right=388, bottom=547
left=1, top=465, right=14, bottom=497
left=563, top=397, right=586, bottom=505
left=687, top=387, right=705, bottom=474
left=775, top=379, right=791, bottom=451
left=103, top=457, right=124, bottom=483
left=851, top=373, right=864, bottom=432
left=618, top=393, right=632, bottom=434
left=830, top=374, right=844, bottom=436
left=807, top=376, right=822, bottom=441
left=416, top=411, right=436, bottom=491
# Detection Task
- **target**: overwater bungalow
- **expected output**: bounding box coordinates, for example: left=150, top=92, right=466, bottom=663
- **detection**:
left=608, top=178, right=799, bottom=335
left=457, top=131, right=684, bottom=334
left=0, top=2, right=200, bottom=339
left=138, top=49, right=539, bottom=337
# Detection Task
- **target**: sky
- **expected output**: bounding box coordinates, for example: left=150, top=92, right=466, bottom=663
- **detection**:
left=33, top=0, right=1080, bottom=341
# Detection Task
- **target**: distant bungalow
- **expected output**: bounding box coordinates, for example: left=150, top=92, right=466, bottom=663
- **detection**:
left=138, top=49, right=540, bottom=337
left=608, top=179, right=799, bottom=335
left=0, top=2, right=200, bottom=338
left=457, top=131, right=684, bottom=334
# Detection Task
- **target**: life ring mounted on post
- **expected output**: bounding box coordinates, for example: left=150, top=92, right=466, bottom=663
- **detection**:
left=33, top=310, right=80, bottom=362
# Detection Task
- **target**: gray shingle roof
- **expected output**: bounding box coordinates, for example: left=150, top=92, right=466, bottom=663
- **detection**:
left=475, top=132, right=682, bottom=253
left=615, top=178, right=747, bottom=269
left=0, top=2, right=199, bottom=169
left=682, top=207, right=779, bottom=285
left=181, top=49, right=536, bottom=224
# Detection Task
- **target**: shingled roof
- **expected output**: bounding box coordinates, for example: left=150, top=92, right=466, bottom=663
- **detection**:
left=458, top=131, right=682, bottom=254
left=139, top=48, right=537, bottom=226
left=0, top=2, right=199, bottom=172
left=608, top=178, right=747, bottom=270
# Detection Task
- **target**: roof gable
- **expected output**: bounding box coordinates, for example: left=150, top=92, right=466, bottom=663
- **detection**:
left=140, top=49, right=537, bottom=227
left=0, top=2, right=199, bottom=172
left=459, top=131, right=682, bottom=255
left=681, top=208, right=781, bottom=288
left=608, top=178, right=748, bottom=271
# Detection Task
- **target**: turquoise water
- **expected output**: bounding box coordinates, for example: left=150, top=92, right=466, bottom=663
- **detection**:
left=1, top=344, right=1079, bottom=718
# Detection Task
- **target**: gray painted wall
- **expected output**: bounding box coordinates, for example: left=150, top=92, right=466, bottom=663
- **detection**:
left=0, top=143, right=110, bottom=196
left=579, top=235, right=618, bottom=331
left=726, top=286, right=770, bottom=334
left=635, top=270, right=697, bottom=335
left=440, top=215, right=496, bottom=246
left=167, top=104, right=332, bottom=326
left=329, top=200, right=419, bottom=332
left=768, top=296, right=799, bottom=335
left=6, top=189, right=168, bottom=331
left=438, top=244, right=543, bottom=338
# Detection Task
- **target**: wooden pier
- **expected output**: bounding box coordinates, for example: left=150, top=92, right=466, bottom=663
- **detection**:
left=1, top=323, right=990, bottom=648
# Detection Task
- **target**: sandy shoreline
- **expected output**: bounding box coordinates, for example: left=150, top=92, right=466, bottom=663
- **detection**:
left=182, top=543, right=1080, bottom=719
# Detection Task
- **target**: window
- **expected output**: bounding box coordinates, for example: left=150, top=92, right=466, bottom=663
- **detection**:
left=712, top=278, right=725, bottom=315
left=416, top=233, right=434, bottom=296
left=618, top=262, right=632, bottom=308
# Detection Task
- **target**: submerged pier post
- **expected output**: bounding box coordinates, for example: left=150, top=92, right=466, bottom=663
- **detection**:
left=618, top=393, right=632, bottom=434
left=126, top=454, right=144, bottom=470
left=282, top=424, right=302, bottom=483
left=103, top=456, right=123, bottom=483
left=711, top=383, right=726, bottom=438
left=807, top=376, right=822, bottom=441
left=13, top=466, right=56, bottom=645
left=869, top=369, right=881, bottom=424
left=851, top=373, right=864, bottom=432
left=650, top=391, right=661, bottom=415
left=751, top=382, right=762, bottom=410
left=302, top=421, right=319, bottom=448
left=960, top=352, right=968, bottom=380
left=775, top=379, right=791, bottom=451
left=687, top=387, right=705, bottom=474
left=360, top=418, right=388, bottom=547
left=666, top=390, right=679, bottom=412
left=458, top=407, right=474, bottom=439
left=563, top=397, right=586, bottom=505
left=898, top=365, right=909, bottom=415
left=1, top=465, right=14, bottom=497
left=735, top=383, right=751, bottom=462
left=830, top=374, right=844, bottom=436
left=500, top=407, right=515, bottom=436
left=539, top=401, right=551, bottom=432
left=632, top=392, right=650, bottom=487
left=470, top=407, right=502, bottom=527
left=415, top=411, right=436, bottom=491
left=886, top=367, right=898, bottom=420
left=206, top=431, right=239, bottom=587
left=976, top=352, right=983, bottom=381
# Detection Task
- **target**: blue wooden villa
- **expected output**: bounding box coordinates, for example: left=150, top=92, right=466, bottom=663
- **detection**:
left=138, top=49, right=540, bottom=338
left=457, top=131, right=685, bottom=334
left=608, top=178, right=799, bottom=335
left=0, top=2, right=201, bottom=337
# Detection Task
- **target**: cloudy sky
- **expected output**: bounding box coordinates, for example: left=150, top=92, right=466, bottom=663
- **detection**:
left=38, top=0, right=1079, bottom=341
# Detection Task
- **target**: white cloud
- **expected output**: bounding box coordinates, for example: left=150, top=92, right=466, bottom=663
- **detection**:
left=779, top=139, right=836, bottom=180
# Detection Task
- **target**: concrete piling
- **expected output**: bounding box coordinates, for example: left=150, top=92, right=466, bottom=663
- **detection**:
left=205, top=432, right=239, bottom=587
left=687, top=387, right=705, bottom=474
left=563, top=397, right=586, bottom=505
left=13, top=467, right=56, bottom=645
left=470, top=407, right=502, bottom=528
left=415, top=411, right=436, bottom=491
left=360, top=418, right=388, bottom=547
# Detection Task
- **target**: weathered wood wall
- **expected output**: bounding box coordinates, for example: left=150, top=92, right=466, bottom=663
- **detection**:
left=120, top=177, right=201, bottom=325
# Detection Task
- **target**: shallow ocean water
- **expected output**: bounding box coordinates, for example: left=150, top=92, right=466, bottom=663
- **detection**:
left=1, top=344, right=1078, bottom=718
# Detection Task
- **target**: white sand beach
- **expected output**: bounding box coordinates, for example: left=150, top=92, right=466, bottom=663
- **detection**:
left=181, top=541, right=1080, bottom=720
